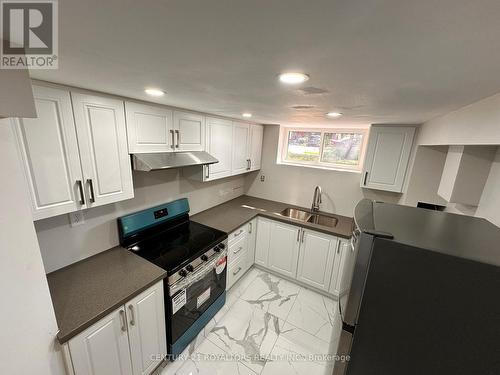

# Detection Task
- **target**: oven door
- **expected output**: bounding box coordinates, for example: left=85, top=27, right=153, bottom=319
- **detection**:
left=167, top=255, right=227, bottom=346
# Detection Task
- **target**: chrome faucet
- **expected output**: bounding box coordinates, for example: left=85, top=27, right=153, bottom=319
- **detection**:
left=311, top=186, right=322, bottom=212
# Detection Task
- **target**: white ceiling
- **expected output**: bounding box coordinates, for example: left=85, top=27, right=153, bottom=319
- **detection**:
left=32, top=0, right=500, bottom=127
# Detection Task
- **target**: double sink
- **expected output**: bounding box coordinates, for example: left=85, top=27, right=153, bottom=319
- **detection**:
left=279, top=208, right=339, bottom=228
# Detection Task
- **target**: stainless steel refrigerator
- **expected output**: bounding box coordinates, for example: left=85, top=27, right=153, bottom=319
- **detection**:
left=334, top=199, right=500, bottom=375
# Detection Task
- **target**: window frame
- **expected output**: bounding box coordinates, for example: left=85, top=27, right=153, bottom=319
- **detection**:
left=278, top=126, right=369, bottom=173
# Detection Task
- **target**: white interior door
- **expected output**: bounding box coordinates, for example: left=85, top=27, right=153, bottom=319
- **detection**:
left=362, top=126, right=415, bottom=192
left=205, top=117, right=233, bottom=180
left=72, top=93, right=134, bottom=207
left=268, top=221, right=301, bottom=278
left=173, top=111, right=205, bottom=151
left=127, top=282, right=166, bottom=375
left=231, top=122, right=250, bottom=174
left=297, top=230, right=337, bottom=291
left=249, top=125, right=263, bottom=171
left=125, top=102, right=173, bottom=153
left=69, top=307, right=133, bottom=375
left=13, top=85, right=86, bottom=220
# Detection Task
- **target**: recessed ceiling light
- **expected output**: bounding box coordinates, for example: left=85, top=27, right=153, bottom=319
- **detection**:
left=242, top=113, right=252, bottom=118
left=144, top=88, right=165, bottom=97
left=278, top=72, right=309, bottom=85
left=326, top=112, right=342, bottom=118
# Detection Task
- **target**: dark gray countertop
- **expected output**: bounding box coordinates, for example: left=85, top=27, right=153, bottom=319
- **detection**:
left=191, top=195, right=354, bottom=239
left=47, top=246, right=167, bottom=343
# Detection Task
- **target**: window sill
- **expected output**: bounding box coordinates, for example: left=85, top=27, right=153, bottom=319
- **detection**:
left=276, top=160, right=362, bottom=174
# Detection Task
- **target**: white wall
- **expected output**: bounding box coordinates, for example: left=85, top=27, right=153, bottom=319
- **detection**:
left=476, top=147, right=500, bottom=226
left=418, top=92, right=500, bottom=145
left=245, top=125, right=401, bottom=217
left=415, top=91, right=500, bottom=225
left=0, top=120, right=65, bottom=375
left=36, top=169, right=246, bottom=272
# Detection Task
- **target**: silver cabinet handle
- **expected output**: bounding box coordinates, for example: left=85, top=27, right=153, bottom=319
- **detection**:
left=246, top=159, right=251, bottom=170
left=119, top=310, right=127, bottom=332
left=76, top=180, right=85, bottom=205
left=205, top=165, right=210, bottom=179
left=87, top=179, right=95, bottom=203
left=175, top=130, right=180, bottom=148
left=128, top=305, right=135, bottom=326
left=249, top=222, right=253, bottom=234
left=234, top=229, right=244, bottom=237
left=233, top=267, right=242, bottom=276
left=301, top=228, right=305, bottom=243
left=249, top=159, right=252, bottom=169
left=296, top=228, right=301, bottom=242
left=170, top=130, right=175, bottom=149
left=233, top=246, right=243, bottom=254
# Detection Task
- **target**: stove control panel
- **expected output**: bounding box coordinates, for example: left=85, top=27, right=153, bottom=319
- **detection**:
left=169, top=239, right=228, bottom=288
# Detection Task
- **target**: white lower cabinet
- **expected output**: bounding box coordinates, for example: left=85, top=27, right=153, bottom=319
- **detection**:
left=65, top=281, right=166, bottom=375
left=267, top=221, right=301, bottom=278
left=296, top=229, right=338, bottom=291
left=226, top=219, right=256, bottom=289
left=247, top=217, right=353, bottom=297
left=329, top=239, right=355, bottom=296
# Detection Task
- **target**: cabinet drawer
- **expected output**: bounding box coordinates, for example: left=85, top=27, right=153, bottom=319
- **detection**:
left=228, top=235, right=248, bottom=265
left=228, top=225, right=247, bottom=245
left=227, top=254, right=247, bottom=290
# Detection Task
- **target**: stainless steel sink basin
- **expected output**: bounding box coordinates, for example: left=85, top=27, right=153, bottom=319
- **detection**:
left=279, top=208, right=312, bottom=222
left=307, top=214, right=339, bottom=227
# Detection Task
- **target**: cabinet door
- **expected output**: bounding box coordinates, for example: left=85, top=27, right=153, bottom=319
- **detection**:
left=69, top=307, right=133, bottom=375
left=255, top=217, right=272, bottom=267
left=297, top=229, right=337, bottom=291
left=72, top=93, right=134, bottom=207
left=268, top=221, right=301, bottom=278
left=13, top=85, right=86, bottom=220
left=125, top=102, right=173, bottom=153
left=231, top=122, right=250, bottom=175
left=246, top=219, right=257, bottom=270
left=205, top=117, right=233, bottom=180
left=329, top=240, right=351, bottom=296
left=361, top=126, right=415, bottom=193
left=173, top=111, right=205, bottom=151
left=249, top=125, right=263, bottom=171
left=127, top=281, right=166, bottom=375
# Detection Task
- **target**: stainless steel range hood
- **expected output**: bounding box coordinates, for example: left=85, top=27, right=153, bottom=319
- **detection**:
left=132, top=151, right=219, bottom=172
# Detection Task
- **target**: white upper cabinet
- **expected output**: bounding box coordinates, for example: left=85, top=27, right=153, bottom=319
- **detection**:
left=204, top=117, right=233, bottom=180
left=13, top=85, right=86, bottom=220
left=232, top=122, right=250, bottom=175
left=267, top=221, right=301, bottom=278
left=72, top=93, right=134, bottom=207
left=69, top=307, right=133, bottom=375
left=173, top=111, right=205, bottom=152
left=125, top=102, right=174, bottom=153
left=361, top=125, right=416, bottom=193
left=296, top=229, right=337, bottom=291
left=249, top=124, right=263, bottom=171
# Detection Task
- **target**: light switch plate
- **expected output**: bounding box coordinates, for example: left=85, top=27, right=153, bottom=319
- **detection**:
left=260, top=175, right=265, bottom=182
left=69, top=211, right=85, bottom=227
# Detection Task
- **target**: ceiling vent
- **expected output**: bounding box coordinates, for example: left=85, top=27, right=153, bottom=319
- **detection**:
left=296, top=86, right=330, bottom=95
left=291, top=104, right=316, bottom=110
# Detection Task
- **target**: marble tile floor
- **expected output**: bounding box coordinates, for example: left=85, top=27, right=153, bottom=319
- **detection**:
left=160, top=267, right=341, bottom=375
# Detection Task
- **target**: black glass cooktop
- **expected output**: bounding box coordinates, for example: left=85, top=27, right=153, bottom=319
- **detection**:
left=127, top=217, right=227, bottom=273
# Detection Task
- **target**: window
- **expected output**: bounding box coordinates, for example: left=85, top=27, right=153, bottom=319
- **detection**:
left=279, top=127, right=368, bottom=172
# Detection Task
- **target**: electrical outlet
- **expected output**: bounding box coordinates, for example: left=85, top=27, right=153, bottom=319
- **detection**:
left=260, top=175, right=265, bottom=182
left=69, top=211, right=85, bottom=227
